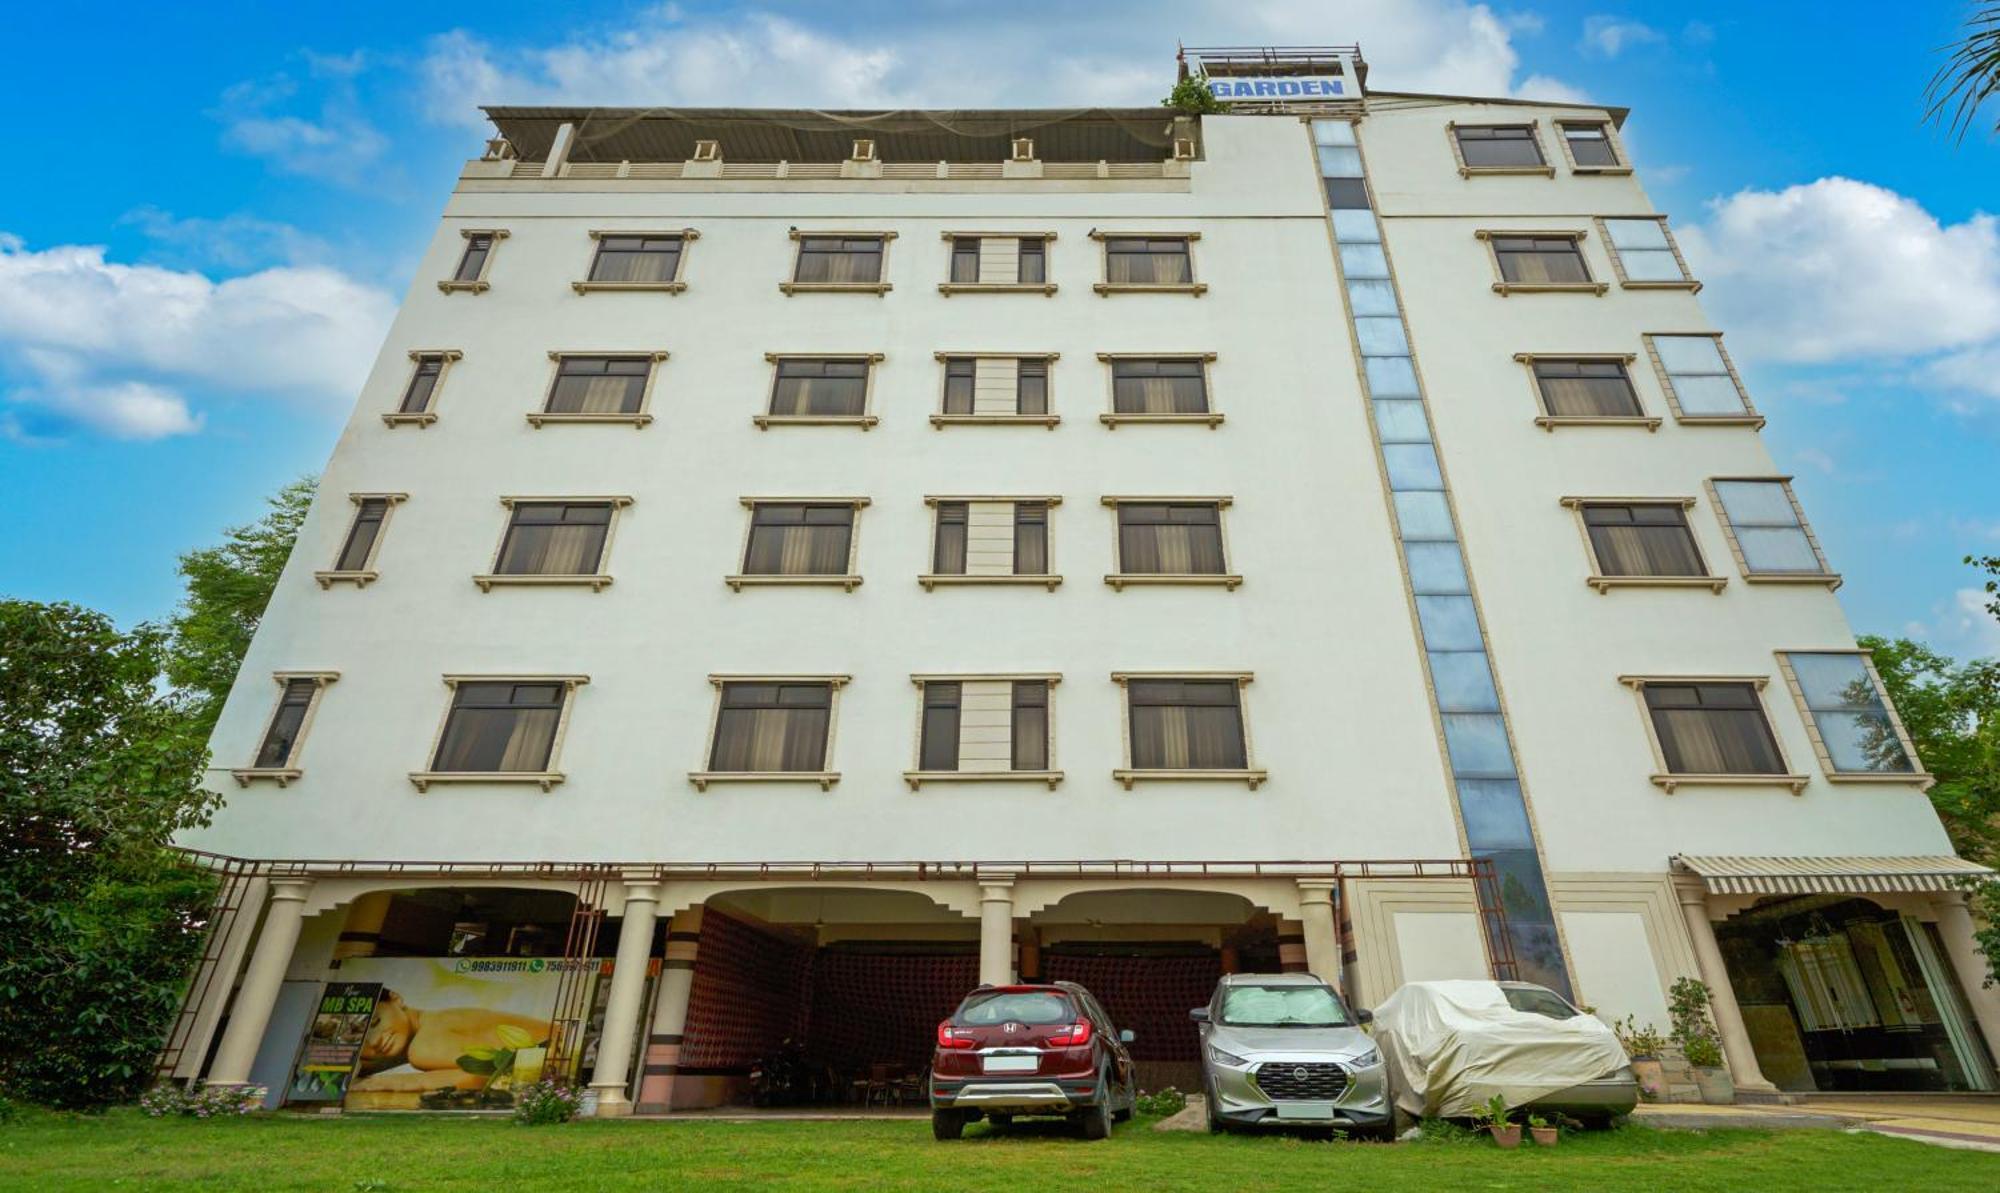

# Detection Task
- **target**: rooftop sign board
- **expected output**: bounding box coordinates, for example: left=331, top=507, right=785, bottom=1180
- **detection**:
left=1206, top=75, right=1349, bottom=101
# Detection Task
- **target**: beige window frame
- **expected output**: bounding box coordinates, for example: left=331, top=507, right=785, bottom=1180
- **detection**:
left=383, top=349, right=462, bottom=427
left=1101, top=495, right=1241, bottom=590
left=904, top=672, right=1064, bottom=789
left=473, top=495, right=634, bottom=593
left=1511, top=352, right=1659, bottom=431
left=780, top=229, right=896, bottom=295
left=230, top=670, right=339, bottom=787
left=920, top=495, right=1063, bottom=591
left=1643, top=332, right=1764, bottom=428
left=1444, top=121, right=1555, bottom=178
left=1475, top=229, right=1608, bottom=296
left=1558, top=496, right=1725, bottom=593
left=689, top=673, right=850, bottom=791
left=1594, top=217, right=1700, bottom=292
left=314, top=492, right=408, bottom=589
left=727, top=496, right=870, bottom=591
left=937, top=231, right=1059, bottom=295
left=1090, top=230, right=1208, bottom=296
left=1704, top=476, right=1841, bottom=589
left=1110, top=671, right=1266, bottom=789
left=408, top=674, right=589, bottom=792
left=572, top=228, right=699, bottom=294
left=529, top=351, right=668, bottom=428
left=1554, top=120, right=1633, bottom=175
left=438, top=228, right=508, bottom=293
left=756, top=353, right=884, bottom=430
left=1618, top=674, right=1810, bottom=795
left=1773, top=650, right=1932, bottom=787
left=930, top=352, right=1061, bottom=428
left=1097, top=352, right=1223, bottom=428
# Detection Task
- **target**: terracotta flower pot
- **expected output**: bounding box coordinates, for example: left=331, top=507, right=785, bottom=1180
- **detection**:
left=1530, top=1126, right=1558, bottom=1146
left=1489, top=1124, right=1522, bottom=1149
left=1630, top=1056, right=1665, bottom=1099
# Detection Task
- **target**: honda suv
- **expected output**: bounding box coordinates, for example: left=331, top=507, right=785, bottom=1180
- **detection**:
left=930, top=982, right=1137, bottom=1140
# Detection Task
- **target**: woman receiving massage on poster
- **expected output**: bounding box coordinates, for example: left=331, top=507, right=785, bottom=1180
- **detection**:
left=349, top=988, right=555, bottom=1092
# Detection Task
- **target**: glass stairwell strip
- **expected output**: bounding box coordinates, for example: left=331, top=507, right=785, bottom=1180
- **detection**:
left=1311, top=117, right=1573, bottom=996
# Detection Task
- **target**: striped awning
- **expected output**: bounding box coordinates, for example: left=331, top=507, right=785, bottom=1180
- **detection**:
left=1672, top=854, right=1993, bottom=896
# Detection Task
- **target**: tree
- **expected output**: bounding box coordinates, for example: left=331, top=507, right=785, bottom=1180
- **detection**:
left=1162, top=74, right=1228, bottom=115
left=1972, top=552, right=2000, bottom=621
left=0, top=601, right=220, bottom=1108
left=166, top=477, right=315, bottom=736
left=1859, top=636, right=2000, bottom=865
left=1927, top=4, right=2000, bottom=142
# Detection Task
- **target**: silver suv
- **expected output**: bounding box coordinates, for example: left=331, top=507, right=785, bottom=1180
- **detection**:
left=1190, top=973, right=1390, bottom=1138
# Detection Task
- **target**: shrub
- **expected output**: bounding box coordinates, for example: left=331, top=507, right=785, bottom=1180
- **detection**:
left=512, top=1080, right=581, bottom=1126
left=1667, top=977, right=1726, bottom=1070
left=1161, top=75, right=1227, bottom=115
left=1612, top=1014, right=1666, bottom=1059
left=138, top=1082, right=264, bottom=1118
left=1133, top=1086, right=1187, bottom=1117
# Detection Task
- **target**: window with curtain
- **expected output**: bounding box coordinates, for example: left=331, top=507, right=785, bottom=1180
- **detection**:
left=1017, top=359, right=1048, bottom=414
left=254, top=679, right=320, bottom=768
left=1531, top=358, right=1642, bottom=417
left=1561, top=122, right=1619, bottom=167
left=1491, top=236, right=1591, bottom=284
left=1117, top=503, right=1225, bottom=574
left=1103, top=237, right=1192, bottom=285
left=1581, top=503, right=1706, bottom=577
left=334, top=498, right=390, bottom=572
left=1654, top=336, right=1751, bottom=417
left=1012, top=681, right=1049, bottom=770
left=794, top=235, right=884, bottom=284
left=950, top=238, right=980, bottom=283
left=1712, top=480, right=1827, bottom=575
left=495, top=502, right=613, bottom=576
left=432, top=682, right=567, bottom=773
left=932, top=502, right=968, bottom=573
left=919, top=682, right=961, bottom=770
left=1018, top=238, right=1046, bottom=283
left=588, top=234, right=684, bottom=283
left=454, top=234, right=495, bottom=282
left=1014, top=503, right=1049, bottom=575
left=771, top=358, right=869, bottom=417
left=1454, top=124, right=1544, bottom=168
left=401, top=355, right=446, bottom=414
left=744, top=504, right=854, bottom=576
left=1128, top=679, right=1248, bottom=770
left=546, top=356, right=651, bottom=415
left=1602, top=219, right=1690, bottom=284
left=1642, top=682, right=1786, bottom=775
left=1111, top=359, right=1208, bottom=415
left=1783, top=653, right=1915, bottom=774
left=709, top=682, right=832, bottom=772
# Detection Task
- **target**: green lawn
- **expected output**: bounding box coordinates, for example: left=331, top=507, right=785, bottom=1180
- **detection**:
left=2, top=1111, right=1995, bottom=1192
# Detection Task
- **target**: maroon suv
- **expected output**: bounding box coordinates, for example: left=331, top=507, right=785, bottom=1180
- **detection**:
left=930, top=982, right=1138, bottom=1140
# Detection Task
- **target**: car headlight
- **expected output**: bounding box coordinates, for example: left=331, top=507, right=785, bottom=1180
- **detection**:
left=1208, top=1044, right=1251, bottom=1067
left=1347, top=1047, right=1382, bottom=1068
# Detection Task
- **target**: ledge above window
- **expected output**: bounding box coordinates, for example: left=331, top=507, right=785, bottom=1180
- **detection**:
left=1533, top=415, right=1661, bottom=432
left=229, top=766, right=303, bottom=788
left=1112, top=768, right=1267, bottom=790
left=313, top=569, right=380, bottom=589
left=751, top=414, right=879, bottom=430
left=1648, top=772, right=1809, bottom=796
left=904, top=769, right=1064, bottom=791
left=688, top=770, right=840, bottom=792
left=920, top=573, right=1063, bottom=592
left=1104, top=573, right=1242, bottom=591
left=931, top=413, right=1061, bottom=429
left=525, top=411, right=654, bottom=429
left=939, top=282, right=1058, bottom=296
left=725, top=574, right=863, bottom=592
left=407, top=771, right=566, bottom=793
left=571, top=280, right=688, bottom=294
left=473, top=574, right=614, bottom=593
left=1093, top=282, right=1208, bottom=297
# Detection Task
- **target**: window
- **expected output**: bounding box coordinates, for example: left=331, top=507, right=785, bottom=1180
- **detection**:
left=410, top=676, right=586, bottom=791
left=1598, top=218, right=1697, bottom=289
left=759, top=355, right=880, bottom=427
left=385, top=351, right=460, bottom=426
left=1517, top=355, right=1653, bottom=425
left=315, top=493, right=406, bottom=588
left=1564, top=499, right=1721, bottom=592
left=950, top=238, right=979, bottom=283
left=1450, top=124, right=1550, bottom=173
left=440, top=229, right=506, bottom=292
left=1708, top=479, right=1838, bottom=585
left=577, top=231, right=692, bottom=291
left=932, top=355, right=1057, bottom=425
left=691, top=676, right=847, bottom=789
left=906, top=676, right=1060, bottom=786
left=938, top=234, right=1056, bottom=292
left=730, top=499, right=866, bottom=590
left=1114, top=673, right=1263, bottom=787
left=1106, top=499, right=1238, bottom=589
left=1557, top=122, right=1626, bottom=171
left=476, top=498, right=631, bottom=591
left=1101, top=354, right=1220, bottom=426
left=922, top=498, right=1060, bottom=588
left=533, top=353, right=665, bottom=426
left=1094, top=233, right=1205, bottom=294
left=1778, top=652, right=1922, bottom=779
left=783, top=232, right=893, bottom=292
left=1623, top=677, right=1801, bottom=792
left=1646, top=334, right=1759, bottom=423
left=231, top=672, right=337, bottom=785
left=1315, top=118, right=1370, bottom=209
left=1480, top=232, right=1604, bottom=293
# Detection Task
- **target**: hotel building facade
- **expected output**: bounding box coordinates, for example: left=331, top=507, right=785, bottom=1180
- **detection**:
left=168, top=48, right=2000, bottom=1110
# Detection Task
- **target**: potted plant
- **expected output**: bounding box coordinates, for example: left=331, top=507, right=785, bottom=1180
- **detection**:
left=1668, top=978, right=1734, bottom=1105
left=1526, top=1113, right=1558, bottom=1146
left=1472, top=1093, right=1521, bottom=1148
left=1613, top=1015, right=1668, bottom=1101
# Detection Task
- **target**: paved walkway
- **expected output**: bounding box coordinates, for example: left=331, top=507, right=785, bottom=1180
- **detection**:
left=1635, top=1098, right=2000, bottom=1154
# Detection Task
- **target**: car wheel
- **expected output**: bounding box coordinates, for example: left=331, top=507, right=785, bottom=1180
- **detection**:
left=1203, top=1078, right=1223, bottom=1133
left=1112, top=1081, right=1134, bottom=1123
left=1080, top=1100, right=1111, bottom=1140
left=931, top=1109, right=965, bottom=1141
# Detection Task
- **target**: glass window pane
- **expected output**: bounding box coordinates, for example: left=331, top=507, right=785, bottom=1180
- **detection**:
left=1787, top=653, right=1874, bottom=710
left=1382, top=443, right=1444, bottom=490
left=1737, top=527, right=1822, bottom=572
left=1353, top=317, right=1410, bottom=357
left=1604, top=219, right=1671, bottom=250
left=1442, top=713, right=1514, bottom=777
left=1813, top=711, right=1914, bottom=773
left=1372, top=399, right=1432, bottom=443
left=1339, top=243, right=1390, bottom=279
left=1364, top=355, right=1420, bottom=398
left=1621, top=249, right=1686, bottom=282
left=1323, top=178, right=1371, bottom=210
left=1317, top=146, right=1363, bottom=177
left=1395, top=491, right=1457, bottom=541
left=1457, top=779, right=1535, bottom=849
left=1346, top=277, right=1398, bottom=315
left=1670, top=374, right=1747, bottom=415
left=1712, top=481, right=1798, bottom=526
left=1331, top=209, right=1381, bottom=244
left=1312, top=119, right=1356, bottom=146
left=1416, top=594, right=1483, bottom=651
left=1406, top=542, right=1469, bottom=594
left=1653, top=335, right=1728, bottom=374
left=1430, top=650, right=1500, bottom=711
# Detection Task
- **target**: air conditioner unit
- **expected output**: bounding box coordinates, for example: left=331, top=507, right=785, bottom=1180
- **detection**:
left=691, top=140, right=721, bottom=162
left=1011, top=138, right=1036, bottom=162
left=1172, top=138, right=1198, bottom=161
left=851, top=139, right=878, bottom=162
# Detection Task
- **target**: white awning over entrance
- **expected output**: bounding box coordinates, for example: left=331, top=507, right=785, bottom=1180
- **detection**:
left=1672, top=854, right=1993, bottom=896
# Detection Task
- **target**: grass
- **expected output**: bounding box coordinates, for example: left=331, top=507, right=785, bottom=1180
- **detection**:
left=2, top=1110, right=1995, bottom=1192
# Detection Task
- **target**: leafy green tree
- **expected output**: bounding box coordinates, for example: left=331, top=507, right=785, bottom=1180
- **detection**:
left=1926, top=4, right=2000, bottom=142
left=0, top=601, right=220, bottom=1108
left=1162, top=74, right=1227, bottom=115
left=1971, top=552, right=2000, bottom=621
left=166, top=477, right=315, bottom=735
left=1859, top=636, right=2000, bottom=864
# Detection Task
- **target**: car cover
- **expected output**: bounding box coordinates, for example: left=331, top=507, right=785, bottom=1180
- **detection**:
left=1372, top=980, right=1629, bottom=1119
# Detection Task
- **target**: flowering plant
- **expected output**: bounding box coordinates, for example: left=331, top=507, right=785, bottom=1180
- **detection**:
left=139, top=1082, right=266, bottom=1118
left=1133, top=1086, right=1187, bottom=1117
left=512, top=1079, right=581, bottom=1125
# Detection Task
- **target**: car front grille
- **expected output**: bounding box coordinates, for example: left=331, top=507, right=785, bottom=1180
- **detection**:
left=1252, top=1062, right=1349, bottom=1101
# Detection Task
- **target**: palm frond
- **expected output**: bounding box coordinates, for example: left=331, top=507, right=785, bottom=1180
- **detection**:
left=1925, top=4, right=2000, bottom=142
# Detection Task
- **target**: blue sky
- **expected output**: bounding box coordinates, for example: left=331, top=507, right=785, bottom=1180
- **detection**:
left=4, top=1, right=1998, bottom=657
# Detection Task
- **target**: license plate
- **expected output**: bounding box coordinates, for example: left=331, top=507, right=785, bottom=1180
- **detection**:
left=981, top=1054, right=1040, bottom=1075
left=1274, top=1103, right=1335, bottom=1120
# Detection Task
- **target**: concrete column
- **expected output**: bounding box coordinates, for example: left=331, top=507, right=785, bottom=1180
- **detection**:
left=1298, top=880, right=1341, bottom=985
left=1672, top=879, right=1776, bottom=1094
left=173, top=875, right=270, bottom=1081
left=1277, top=919, right=1308, bottom=973
left=637, top=907, right=703, bottom=1113
left=1933, top=896, right=2000, bottom=1069
left=589, top=881, right=661, bottom=1116
left=979, top=881, right=1016, bottom=985
left=208, top=878, right=313, bottom=1086
left=541, top=122, right=576, bottom=178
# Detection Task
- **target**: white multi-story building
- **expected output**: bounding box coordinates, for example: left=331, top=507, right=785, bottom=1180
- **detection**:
left=170, top=48, right=1999, bottom=1113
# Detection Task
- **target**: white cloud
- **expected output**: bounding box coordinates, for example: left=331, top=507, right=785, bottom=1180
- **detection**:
left=1580, top=16, right=1664, bottom=58
left=1927, top=344, right=2000, bottom=401
left=214, top=74, right=388, bottom=185
left=1947, top=588, right=2000, bottom=657
left=12, top=380, right=203, bottom=440
left=120, top=207, right=333, bottom=272
left=1676, top=178, right=2000, bottom=365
